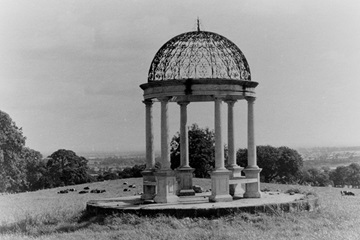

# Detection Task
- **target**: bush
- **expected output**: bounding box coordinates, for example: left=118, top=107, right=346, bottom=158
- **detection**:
left=330, top=163, right=360, bottom=187
left=118, top=164, right=146, bottom=179
left=45, top=149, right=90, bottom=188
left=301, top=168, right=333, bottom=187
left=170, top=124, right=215, bottom=178
left=237, top=146, right=303, bottom=184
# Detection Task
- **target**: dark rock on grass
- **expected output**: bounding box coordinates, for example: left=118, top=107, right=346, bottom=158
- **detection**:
left=193, top=185, right=204, bottom=193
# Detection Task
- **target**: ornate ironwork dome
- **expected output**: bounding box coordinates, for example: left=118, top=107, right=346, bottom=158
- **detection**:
left=148, top=30, right=251, bottom=82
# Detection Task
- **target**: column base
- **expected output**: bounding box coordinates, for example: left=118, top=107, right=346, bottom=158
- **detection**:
left=209, top=169, right=232, bottom=202
left=154, top=170, right=179, bottom=203
left=227, top=165, right=243, bottom=178
left=176, top=167, right=195, bottom=196
left=141, top=169, right=156, bottom=201
left=243, top=167, right=262, bottom=198
left=227, top=165, right=245, bottom=198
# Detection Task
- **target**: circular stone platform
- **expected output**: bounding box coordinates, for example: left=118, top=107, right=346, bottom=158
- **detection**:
left=86, top=192, right=319, bottom=218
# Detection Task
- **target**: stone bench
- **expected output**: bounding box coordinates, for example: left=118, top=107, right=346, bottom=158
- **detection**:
left=228, top=177, right=258, bottom=197
left=229, top=177, right=258, bottom=185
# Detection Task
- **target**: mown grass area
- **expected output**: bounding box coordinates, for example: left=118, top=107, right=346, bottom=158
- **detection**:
left=0, top=178, right=359, bottom=240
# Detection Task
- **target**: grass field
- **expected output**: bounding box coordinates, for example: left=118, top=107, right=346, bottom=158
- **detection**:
left=1, top=178, right=360, bottom=240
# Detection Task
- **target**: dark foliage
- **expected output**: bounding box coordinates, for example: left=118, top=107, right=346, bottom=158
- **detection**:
left=118, top=164, right=146, bottom=179
left=0, top=110, right=52, bottom=192
left=330, top=163, right=360, bottom=187
left=170, top=124, right=215, bottom=178
left=300, top=167, right=333, bottom=186
left=45, top=149, right=90, bottom=188
left=0, top=111, right=27, bottom=192
left=277, top=146, right=304, bottom=183
left=237, top=145, right=303, bottom=184
left=102, top=172, right=119, bottom=180
left=21, top=147, right=46, bottom=191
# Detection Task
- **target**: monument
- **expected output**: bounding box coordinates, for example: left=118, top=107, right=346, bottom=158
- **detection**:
left=139, top=24, right=262, bottom=203
left=87, top=24, right=319, bottom=217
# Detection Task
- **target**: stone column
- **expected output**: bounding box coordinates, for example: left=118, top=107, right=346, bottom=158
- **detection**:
left=243, top=97, right=262, bottom=198
left=210, top=97, right=232, bottom=202
left=177, top=101, right=195, bottom=196
left=225, top=100, right=244, bottom=198
left=215, top=98, right=224, bottom=169
left=225, top=100, right=243, bottom=173
left=247, top=97, right=256, bottom=168
left=179, top=101, right=190, bottom=168
left=141, top=100, right=156, bottom=200
left=144, top=100, right=155, bottom=170
left=160, top=98, right=171, bottom=170
left=154, top=97, right=179, bottom=203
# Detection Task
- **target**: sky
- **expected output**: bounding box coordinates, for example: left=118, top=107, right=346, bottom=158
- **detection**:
left=1, top=0, right=360, bottom=156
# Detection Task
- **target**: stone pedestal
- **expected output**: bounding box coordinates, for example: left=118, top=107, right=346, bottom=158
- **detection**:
left=228, top=165, right=245, bottom=198
left=154, top=170, right=179, bottom=203
left=243, top=167, right=262, bottom=198
left=177, top=167, right=195, bottom=196
left=141, top=169, right=156, bottom=201
left=209, top=170, right=232, bottom=202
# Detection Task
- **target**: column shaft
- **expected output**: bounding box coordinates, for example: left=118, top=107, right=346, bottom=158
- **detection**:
left=155, top=98, right=179, bottom=203
left=214, top=98, right=225, bottom=170
left=141, top=100, right=156, bottom=200
left=227, top=100, right=236, bottom=167
left=179, top=102, right=190, bottom=167
left=177, top=101, right=195, bottom=196
left=226, top=100, right=243, bottom=197
left=210, top=97, right=232, bottom=202
left=161, top=98, right=171, bottom=170
left=247, top=98, right=257, bottom=168
left=144, top=100, right=155, bottom=170
left=244, top=97, right=261, bottom=198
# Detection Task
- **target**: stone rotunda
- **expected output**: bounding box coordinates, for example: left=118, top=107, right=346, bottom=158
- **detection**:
left=139, top=27, right=262, bottom=203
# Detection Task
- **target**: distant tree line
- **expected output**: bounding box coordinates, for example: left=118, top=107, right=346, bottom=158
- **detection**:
left=91, top=155, right=146, bottom=168
left=96, top=164, right=147, bottom=181
left=170, top=124, right=304, bottom=183
left=2, top=110, right=360, bottom=193
left=170, top=124, right=360, bottom=188
left=0, top=110, right=92, bottom=192
left=297, top=163, right=360, bottom=187
left=0, top=110, right=153, bottom=192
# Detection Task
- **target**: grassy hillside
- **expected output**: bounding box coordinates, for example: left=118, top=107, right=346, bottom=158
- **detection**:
left=1, top=178, right=359, bottom=239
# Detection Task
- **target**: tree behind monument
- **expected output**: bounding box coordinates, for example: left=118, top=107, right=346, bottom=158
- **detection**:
left=170, top=124, right=215, bottom=178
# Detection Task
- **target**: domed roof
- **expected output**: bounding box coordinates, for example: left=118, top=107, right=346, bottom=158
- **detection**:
left=148, top=30, right=251, bottom=82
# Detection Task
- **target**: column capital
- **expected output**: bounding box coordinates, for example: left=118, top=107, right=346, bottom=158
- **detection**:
left=214, top=96, right=225, bottom=100
left=158, top=97, right=171, bottom=103
left=224, top=99, right=237, bottom=106
left=143, top=99, right=153, bottom=106
left=245, top=97, right=256, bottom=103
left=177, top=101, right=190, bottom=106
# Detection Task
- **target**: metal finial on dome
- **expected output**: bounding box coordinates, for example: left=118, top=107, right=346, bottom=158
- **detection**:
left=197, top=17, right=200, bottom=32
